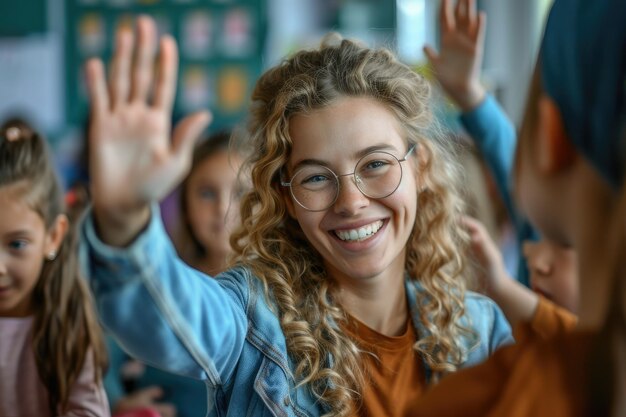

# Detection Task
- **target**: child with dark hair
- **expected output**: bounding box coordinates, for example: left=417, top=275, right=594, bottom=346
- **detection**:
left=408, top=0, right=626, bottom=414
left=175, top=131, right=246, bottom=275
left=426, top=0, right=580, bottom=321
left=0, top=119, right=109, bottom=416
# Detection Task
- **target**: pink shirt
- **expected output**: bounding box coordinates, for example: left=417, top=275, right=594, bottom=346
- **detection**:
left=0, top=316, right=110, bottom=417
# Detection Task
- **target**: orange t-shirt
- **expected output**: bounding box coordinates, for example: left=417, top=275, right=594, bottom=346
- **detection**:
left=345, top=316, right=426, bottom=417
left=410, top=296, right=594, bottom=417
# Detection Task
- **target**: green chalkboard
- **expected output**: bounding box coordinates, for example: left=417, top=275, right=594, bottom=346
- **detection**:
left=65, top=0, right=266, bottom=132
left=0, top=0, right=47, bottom=36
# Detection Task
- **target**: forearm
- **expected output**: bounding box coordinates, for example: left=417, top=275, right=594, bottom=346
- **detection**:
left=80, top=206, right=248, bottom=384
left=93, top=203, right=151, bottom=248
left=460, top=94, right=516, bottom=201
left=450, top=82, right=486, bottom=113
left=488, top=278, right=539, bottom=326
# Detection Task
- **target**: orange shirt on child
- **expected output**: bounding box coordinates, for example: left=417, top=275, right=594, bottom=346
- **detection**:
left=410, top=296, right=590, bottom=417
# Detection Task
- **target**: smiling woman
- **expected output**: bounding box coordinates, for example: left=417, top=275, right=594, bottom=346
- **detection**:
left=80, top=11, right=511, bottom=417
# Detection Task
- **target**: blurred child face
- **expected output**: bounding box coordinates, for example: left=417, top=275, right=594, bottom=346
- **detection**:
left=284, top=96, right=418, bottom=285
left=0, top=185, right=60, bottom=317
left=523, top=239, right=578, bottom=313
left=515, top=75, right=573, bottom=247
left=185, top=151, right=244, bottom=259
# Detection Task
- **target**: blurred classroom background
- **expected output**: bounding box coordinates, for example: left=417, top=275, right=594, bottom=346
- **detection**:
left=0, top=0, right=553, bottom=275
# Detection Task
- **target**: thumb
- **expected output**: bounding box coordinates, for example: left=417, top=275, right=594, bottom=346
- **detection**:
left=461, top=215, right=479, bottom=233
left=423, top=45, right=439, bottom=66
left=171, top=111, right=213, bottom=158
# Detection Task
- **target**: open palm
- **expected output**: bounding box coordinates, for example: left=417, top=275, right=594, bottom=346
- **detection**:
left=85, top=17, right=211, bottom=220
left=424, top=0, right=486, bottom=111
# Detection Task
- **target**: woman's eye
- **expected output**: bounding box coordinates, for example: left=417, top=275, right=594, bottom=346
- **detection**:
left=302, top=174, right=330, bottom=185
left=365, top=160, right=388, bottom=170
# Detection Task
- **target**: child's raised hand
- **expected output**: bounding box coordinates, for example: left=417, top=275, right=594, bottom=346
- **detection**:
left=423, top=0, right=486, bottom=111
left=464, top=216, right=540, bottom=324
left=84, top=16, right=211, bottom=245
left=462, top=216, right=510, bottom=296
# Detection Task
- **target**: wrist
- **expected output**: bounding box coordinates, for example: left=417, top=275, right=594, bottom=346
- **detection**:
left=93, top=204, right=151, bottom=247
left=486, top=264, right=513, bottom=301
left=455, top=82, right=486, bottom=112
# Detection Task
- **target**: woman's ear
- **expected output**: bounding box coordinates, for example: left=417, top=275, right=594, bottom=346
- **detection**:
left=44, top=214, right=69, bottom=259
left=537, top=96, right=576, bottom=175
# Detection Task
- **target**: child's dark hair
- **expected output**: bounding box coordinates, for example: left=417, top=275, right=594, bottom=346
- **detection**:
left=0, top=118, right=107, bottom=414
left=177, top=130, right=234, bottom=263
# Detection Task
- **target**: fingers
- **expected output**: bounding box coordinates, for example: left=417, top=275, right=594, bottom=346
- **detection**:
left=171, top=111, right=212, bottom=158
left=85, top=58, right=109, bottom=119
left=109, top=27, right=134, bottom=109
left=455, top=0, right=473, bottom=33
left=109, top=16, right=169, bottom=109
left=454, top=0, right=486, bottom=38
left=461, top=215, right=485, bottom=240
left=461, top=215, right=478, bottom=229
left=153, top=35, right=179, bottom=112
left=474, top=11, right=487, bottom=43
left=423, top=45, right=439, bottom=66
left=130, top=16, right=158, bottom=102
left=454, top=0, right=466, bottom=27
left=440, top=0, right=454, bottom=32
left=466, top=0, right=476, bottom=23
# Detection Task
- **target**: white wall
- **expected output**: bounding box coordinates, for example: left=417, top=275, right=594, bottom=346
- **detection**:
left=482, top=0, right=543, bottom=126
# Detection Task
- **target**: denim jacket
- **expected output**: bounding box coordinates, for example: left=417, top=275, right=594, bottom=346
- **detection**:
left=81, top=208, right=513, bottom=417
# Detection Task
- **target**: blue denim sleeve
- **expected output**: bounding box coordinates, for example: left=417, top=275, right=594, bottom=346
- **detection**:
left=79, top=205, right=248, bottom=388
left=485, top=298, right=515, bottom=352
left=463, top=292, right=514, bottom=367
left=460, top=95, right=538, bottom=286
left=460, top=95, right=517, bottom=227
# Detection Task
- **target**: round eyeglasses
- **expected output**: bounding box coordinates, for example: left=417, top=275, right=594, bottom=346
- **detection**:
left=281, top=145, right=416, bottom=212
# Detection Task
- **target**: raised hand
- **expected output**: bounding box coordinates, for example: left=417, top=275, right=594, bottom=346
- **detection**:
left=463, top=216, right=539, bottom=325
left=84, top=16, right=211, bottom=245
left=462, top=216, right=509, bottom=295
left=423, top=0, right=487, bottom=111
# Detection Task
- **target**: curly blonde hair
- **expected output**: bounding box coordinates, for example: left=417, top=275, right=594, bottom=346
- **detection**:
left=230, top=36, right=473, bottom=416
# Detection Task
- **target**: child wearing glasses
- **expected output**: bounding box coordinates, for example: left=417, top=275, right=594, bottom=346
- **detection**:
left=80, top=17, right=512, bottom=416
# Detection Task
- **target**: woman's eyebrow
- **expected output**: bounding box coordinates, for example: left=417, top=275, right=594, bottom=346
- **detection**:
left=290, top=143, right=400, bottom=171
left=356, top=144, right=398, bottom=157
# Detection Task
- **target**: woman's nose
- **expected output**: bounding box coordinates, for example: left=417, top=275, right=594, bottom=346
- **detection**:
left=332, top=175, right=369, bottom=215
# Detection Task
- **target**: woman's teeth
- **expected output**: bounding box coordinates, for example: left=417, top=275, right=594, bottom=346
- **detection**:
left=335, top=220, right=383, bottom=242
